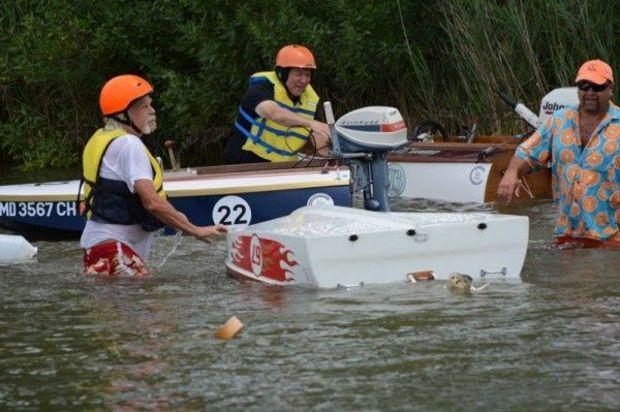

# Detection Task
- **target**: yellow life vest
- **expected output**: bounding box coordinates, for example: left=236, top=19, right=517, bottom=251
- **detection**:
left=238, top=71, right=319, bottom=162
left=80, top=128, right=166, bottom=228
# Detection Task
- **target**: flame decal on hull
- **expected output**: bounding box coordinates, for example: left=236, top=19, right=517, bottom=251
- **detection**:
left=231, top=235, right=298, bottom=282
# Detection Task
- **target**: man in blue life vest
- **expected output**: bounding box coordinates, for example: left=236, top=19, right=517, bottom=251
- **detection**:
left=80, top=74, right=227, bottom=277
left=224, top=44, right=332, bottom=163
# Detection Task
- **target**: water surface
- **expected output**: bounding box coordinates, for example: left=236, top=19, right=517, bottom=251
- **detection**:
left=1, top=173, right=619, bottom=410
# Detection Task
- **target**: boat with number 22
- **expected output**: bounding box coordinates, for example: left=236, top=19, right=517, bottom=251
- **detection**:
left=0, top=162, right=351, bottom=240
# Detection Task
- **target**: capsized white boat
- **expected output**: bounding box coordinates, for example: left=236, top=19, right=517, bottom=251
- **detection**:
left=226, top=105, right=530, bottom=288
left=226, top=205, right=528, bottom=288
left=0, top=234, right=37, bottom=264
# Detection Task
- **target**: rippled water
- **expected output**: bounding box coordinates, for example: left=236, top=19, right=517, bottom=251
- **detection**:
left=1, top=170, right=619, bottom=410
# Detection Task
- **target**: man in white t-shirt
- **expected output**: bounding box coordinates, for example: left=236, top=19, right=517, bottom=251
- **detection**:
left=80, top=74, right=227, bottom=276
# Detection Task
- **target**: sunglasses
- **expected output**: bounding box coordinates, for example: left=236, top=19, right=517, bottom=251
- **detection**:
left=577, top=82, right=609, bottom=92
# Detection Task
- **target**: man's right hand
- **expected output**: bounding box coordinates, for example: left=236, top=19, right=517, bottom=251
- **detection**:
left=497, top=155, right=532, bottom=203
left=497, top=171, right=521, bottom=203
left=310, top=120, right=331, bottom=141
left=309, top=121, right=332, bottom=155
left=193, top=224, right=228, bottom=243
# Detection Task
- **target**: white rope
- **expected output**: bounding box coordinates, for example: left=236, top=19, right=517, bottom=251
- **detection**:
left=518, top=177, right=535, bottom=198
left=155, top=231, right=183, bottom=269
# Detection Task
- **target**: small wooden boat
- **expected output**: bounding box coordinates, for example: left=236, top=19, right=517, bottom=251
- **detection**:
left=0, top=234, right=37, bottom=264
left=388, top=139, right=551, bottom=203
left=386, top=87, right=578, bottom=203
left=0, top=162, right=351, bottom=241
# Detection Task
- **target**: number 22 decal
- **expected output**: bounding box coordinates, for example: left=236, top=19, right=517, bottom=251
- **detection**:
left=212, top=196, right=252, bottom=228
left=217, top=204, right=248, bottom=225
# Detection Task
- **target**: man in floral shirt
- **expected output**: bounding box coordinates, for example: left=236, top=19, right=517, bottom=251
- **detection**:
left=498, top=59, right=619, bottom=249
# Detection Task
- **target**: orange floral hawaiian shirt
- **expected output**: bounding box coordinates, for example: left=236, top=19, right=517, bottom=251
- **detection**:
left=516, top=103, right=620, bottom=241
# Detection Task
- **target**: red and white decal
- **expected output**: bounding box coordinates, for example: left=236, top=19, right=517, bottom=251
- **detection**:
left=230, top=235, right=299, bottom=282
left=381, top=120, right=406, bottom=132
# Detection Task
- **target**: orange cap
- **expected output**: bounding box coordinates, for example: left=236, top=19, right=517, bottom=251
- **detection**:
left=575, top=59, right=614, bottom=85
left=275, top=44, right=316, bottom=69
left=99, top=74, right=153, bottom=116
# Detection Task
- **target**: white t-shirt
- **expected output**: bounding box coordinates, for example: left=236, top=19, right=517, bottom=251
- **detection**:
left=80, top=133, right=158, bottom=261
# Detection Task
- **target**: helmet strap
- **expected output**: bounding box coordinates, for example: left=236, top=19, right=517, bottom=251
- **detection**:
left=276, top=67, right=301, bottom=102
left=111, top=111, right=145, bottom=136
left=275, top=67, right=290, bottom=85
left=129, top=120, right=145, bottom=136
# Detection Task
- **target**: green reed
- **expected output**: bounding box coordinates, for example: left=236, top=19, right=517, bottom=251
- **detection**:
left=431, top=0, right=618, bottom=134
left=0, top=0, right=617, bottom=169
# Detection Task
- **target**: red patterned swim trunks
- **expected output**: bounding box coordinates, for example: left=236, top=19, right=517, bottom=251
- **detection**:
left=556, top=232, right=620, bottom=250
left=83, top=241, right=149, bottom=277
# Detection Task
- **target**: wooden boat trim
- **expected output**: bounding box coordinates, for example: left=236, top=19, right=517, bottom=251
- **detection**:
left=189, top=158, right=332, bottom=175
left=165, top=164, right=341, bottom=182
left=165, top=179, right=349, bottom=198
left=389, top=142, right=518, bottom=164
left=485, top=158, right=552, bottom=202
left=0, top=169, right=349, bottom=202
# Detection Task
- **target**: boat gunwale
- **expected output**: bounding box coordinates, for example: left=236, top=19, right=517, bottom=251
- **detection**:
left=0, top=179, right=350, bottom=201
left=0, top=163, right=351, bottom=201
left=165, top=165, right=346, bottom=182
left=389, top=141, right=518, bottom=164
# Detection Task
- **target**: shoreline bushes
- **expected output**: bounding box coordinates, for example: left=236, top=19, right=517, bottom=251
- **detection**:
left=1, top=0, right=617, bottom=170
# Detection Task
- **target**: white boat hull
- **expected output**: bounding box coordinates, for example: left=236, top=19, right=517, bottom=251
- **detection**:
left=387, top=142, right=552, bottom=203
left=0, top=234, right=37, bottom=264
left=226, top=205, right=529, bottom=288
left=388, top=161, right=492, bottom=203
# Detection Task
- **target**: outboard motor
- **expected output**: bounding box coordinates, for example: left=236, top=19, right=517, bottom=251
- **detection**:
left=325, top=103, right=408, bottom=212
left=499, top=87, right=578, bottom=129
left=538, top=87, right=579, bottom=126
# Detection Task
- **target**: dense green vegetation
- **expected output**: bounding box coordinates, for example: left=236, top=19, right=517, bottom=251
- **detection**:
left=1, top=0, right=618, bottom=170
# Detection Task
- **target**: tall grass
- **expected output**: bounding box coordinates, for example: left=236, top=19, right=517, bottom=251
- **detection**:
left=434, top=0, right=618, bottom=133
left=0, top=0, right=618, bottom=169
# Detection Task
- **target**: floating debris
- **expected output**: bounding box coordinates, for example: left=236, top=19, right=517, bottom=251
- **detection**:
left=215, top=316, right=244, bottom=340
left=406, top=270, right=435, bottom=283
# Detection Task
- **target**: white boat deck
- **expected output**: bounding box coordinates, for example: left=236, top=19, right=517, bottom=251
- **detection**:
left=253, top=205, right=514, bottom=237
left=0, top=169, right=350, bottom=201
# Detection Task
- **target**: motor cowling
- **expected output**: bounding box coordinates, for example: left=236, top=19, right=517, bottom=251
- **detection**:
left=538, top=87, right=578, bottom=126
left=334, top=106, right=408, bottom=153
left=328, top=106, right=408, bottom=212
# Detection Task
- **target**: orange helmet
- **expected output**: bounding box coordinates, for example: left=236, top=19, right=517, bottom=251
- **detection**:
left=275, top=44, right=316, bottom=69
left=99, top=74, right=153, bottom=116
